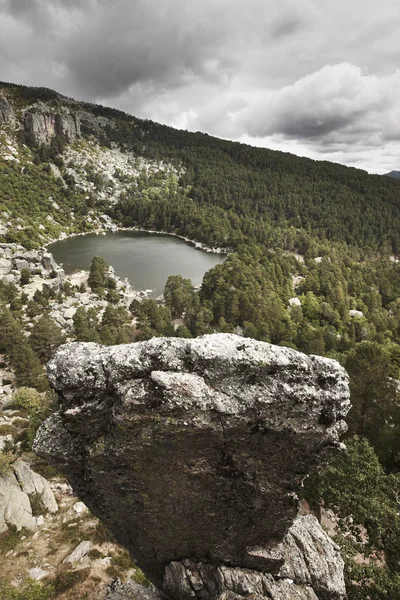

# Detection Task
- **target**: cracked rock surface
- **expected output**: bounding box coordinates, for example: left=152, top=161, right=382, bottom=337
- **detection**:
left=34, top=334, right=350, bottom=598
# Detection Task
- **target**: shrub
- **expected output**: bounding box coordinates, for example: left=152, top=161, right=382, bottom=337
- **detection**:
left=20, top=268, right=31, bottom=286
left=111, top=551, right=133, bottom=571
left=10, top=387, right=43, bottom=411
left=53, top=568, right=89, bottom=595
left=0, top=526, right=25, bottom=553
left=29, top=493, right=47, bottom=517
left=131, top=568, right=151, bottom=588
left=0, top=452, right=15, bottom=476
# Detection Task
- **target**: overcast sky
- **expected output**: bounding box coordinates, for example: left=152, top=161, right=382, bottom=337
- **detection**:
left=0, top=0, right=399, bottom=173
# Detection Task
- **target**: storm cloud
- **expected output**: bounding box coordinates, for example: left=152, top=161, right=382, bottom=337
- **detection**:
left=0, top=0, right=399, bottom=172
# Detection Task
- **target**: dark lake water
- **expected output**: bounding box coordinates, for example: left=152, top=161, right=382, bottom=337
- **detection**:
left=48, top=230, right=226, bottom=297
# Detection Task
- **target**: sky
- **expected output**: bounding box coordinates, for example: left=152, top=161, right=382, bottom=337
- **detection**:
left=0, top=0, right=399, bottom=174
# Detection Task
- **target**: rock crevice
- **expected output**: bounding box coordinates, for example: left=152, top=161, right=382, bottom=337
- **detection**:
left=34, top=334, right=350, bottom=599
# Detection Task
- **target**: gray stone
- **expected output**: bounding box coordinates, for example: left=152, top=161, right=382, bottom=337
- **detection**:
left=28, top=567, right=48, bottom=581
left=0, top=96, right=13, bottom=123
left=63, top=307, right=77, bottom=320
left=13, top=259, right=29, bottom=272
left=13, top=460, right=58, bottom=514
left=0, top=258, right=12, bottom=276
left=1, top=273, right=18, bottom=285
left=0, top=434, right=14, bottom=452
left=63, top=540, right=92, bottom=563
left=41, top=252, right=58, bottom=273
left=280, top=515, right=345, bottom=599
left=0, top=471, right=35, bottom=532
left=34, top=334, right=349, bottom=596
left=105, top=579, right=162, bottom=600
left=164, top=561, right=320, bottom=600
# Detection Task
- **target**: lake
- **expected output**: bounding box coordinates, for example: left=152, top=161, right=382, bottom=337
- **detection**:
left=48, top=230, right=226, bottom=297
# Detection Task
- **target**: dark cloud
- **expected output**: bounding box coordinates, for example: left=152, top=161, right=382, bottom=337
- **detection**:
left=0, top=0, right=399, bottom=172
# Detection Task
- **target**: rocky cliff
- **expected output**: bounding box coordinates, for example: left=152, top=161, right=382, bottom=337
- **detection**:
left=0, top=95, right=13, bottom=123
left=34, top=334, right=350, bottom=600
left=24, top=105, right=80, bottom=144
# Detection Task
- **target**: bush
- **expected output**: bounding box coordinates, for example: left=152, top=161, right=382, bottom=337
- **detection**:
left=53, top=569, right=89, bottom=596
left=10, top=387, right=43, bottom=411
left=0, top=452, right=15, bottom=476
left=111, top=551, right=133, bottom=571
left=20, top=268, right=31, bottom=286
left=131, top=568, right=151, bottom=588
left=0, top=526, right=24, bottom=553
left=29, top=493, right=47, bottom=517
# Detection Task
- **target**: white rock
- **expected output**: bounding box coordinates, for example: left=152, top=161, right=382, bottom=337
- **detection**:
left=289, top=297, right=301, bottom=307
left=63, top=540, right=92, bottom=564
left=73, top=501, right=88, bottom=515
left=28, top=567, right=48, bottom=581
left=0, top=434, right=14, bottom=452
left=63, top=307, right=77, bottom=320
left=13, top=461, right=58, bottom=514
left=35, top=515, right=45, bottom=527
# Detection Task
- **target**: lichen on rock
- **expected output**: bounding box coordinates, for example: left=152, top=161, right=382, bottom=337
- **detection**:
left=34, top=334, right=350, bottom=599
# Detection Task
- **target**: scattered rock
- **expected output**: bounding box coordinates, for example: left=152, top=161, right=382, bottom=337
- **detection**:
left=63, top=540, right=92, bottom=564
left=106, top=579, right=162, bottom=600
left=289, top=297, right=301, bottom=307
left=349, top=309, right=364, bottom=318
left=73, top=501, right=88, bottom=515
left=28, top=567, right=48, bottom=581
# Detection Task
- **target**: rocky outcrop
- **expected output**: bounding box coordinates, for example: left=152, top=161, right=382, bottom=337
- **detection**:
left=106, top=579, right=163, bottom=600
left=161, top=514, right=345, bottom=600
left=0, top=243, right=64, bottom=287
left=34, top=334, right=350, bottom=599
left=24, top=107, right=80, bottom=144
left=0, top=96, right=13, bottom=123
left=0, top=460, right=58, bottom=533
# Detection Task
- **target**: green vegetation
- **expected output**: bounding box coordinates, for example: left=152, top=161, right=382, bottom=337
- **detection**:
left=130, top=568, right=151, bottom=588
left=305, top=437, right=400, bottom=599
left=29, top=315, right=66, bottom=363
left=0, top=526, right=27, bottom=553
left=9, top=388, right=56, bottom=450
left=0, top=580, right=55, bottom=600
left=0, top=452, right=15, bottom=475
left=0, top=309, right=47, bottom=390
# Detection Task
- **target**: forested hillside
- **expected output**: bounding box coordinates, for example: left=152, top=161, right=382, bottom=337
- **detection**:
left=1, top=81, right=400, bottom=598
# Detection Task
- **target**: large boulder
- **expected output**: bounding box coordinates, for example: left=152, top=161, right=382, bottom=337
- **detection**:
left=34, top=334, right=350, bottom=598
left=0, top=460, right=58, bottom=533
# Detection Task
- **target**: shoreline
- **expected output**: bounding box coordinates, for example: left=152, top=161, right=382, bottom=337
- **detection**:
left=44, top=224, right=232, bottom=256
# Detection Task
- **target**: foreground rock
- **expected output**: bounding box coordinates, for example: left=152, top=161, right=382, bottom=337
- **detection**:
left=34, top=334, right=350, bottom=598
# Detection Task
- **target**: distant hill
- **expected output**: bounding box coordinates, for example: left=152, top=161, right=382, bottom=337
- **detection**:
left=1, top=80, right=400, bottom=253
left=385, top=170, right=400, bottom=179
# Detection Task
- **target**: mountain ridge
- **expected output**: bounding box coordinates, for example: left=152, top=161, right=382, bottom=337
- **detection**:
left=385, top=170, right=400, bottom=179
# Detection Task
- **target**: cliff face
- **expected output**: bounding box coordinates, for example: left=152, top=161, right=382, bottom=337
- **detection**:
left=34, top=334, right=350, bottom=600
left=0, top=95, right=13, bottom=123
left=24, top=107, right=80, bottom=144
